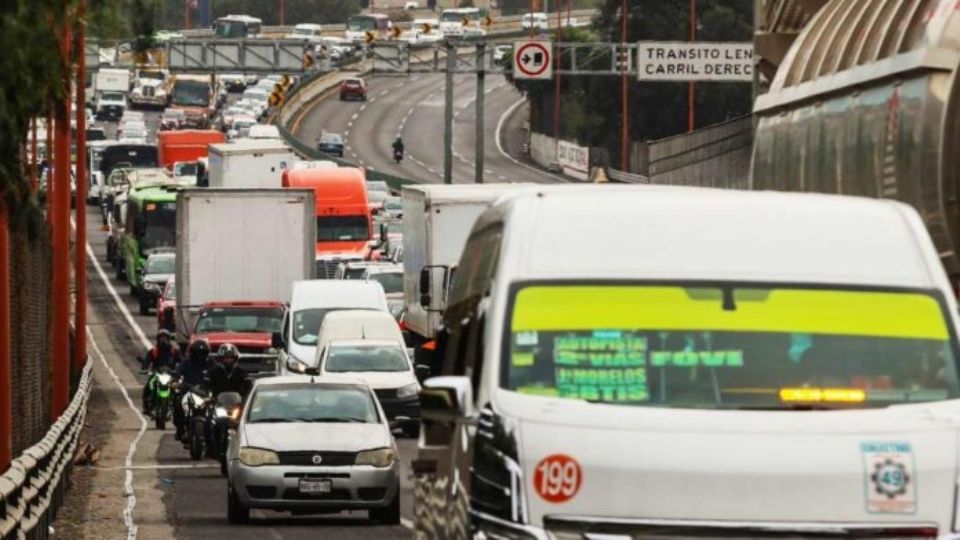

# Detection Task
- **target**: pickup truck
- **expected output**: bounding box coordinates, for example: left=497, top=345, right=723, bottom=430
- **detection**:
left=191, top=301, right=285, bottom=377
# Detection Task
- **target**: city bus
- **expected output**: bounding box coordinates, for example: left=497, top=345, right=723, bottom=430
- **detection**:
left=213, top=15, right=263, bottom=39
left=124, top=185, right=179, bottom=294
left=345, top=13, right=392, bottom=44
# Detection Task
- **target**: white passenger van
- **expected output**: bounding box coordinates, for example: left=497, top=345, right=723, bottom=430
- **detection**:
left=279, top=280, right=388, bottom=375
left=415, top=185, right=960, bottom=538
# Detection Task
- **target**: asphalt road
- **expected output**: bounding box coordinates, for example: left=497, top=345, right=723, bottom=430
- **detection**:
left=84, top=126, right=417, bottom=536
left=294, top=71, right=568, bottom=184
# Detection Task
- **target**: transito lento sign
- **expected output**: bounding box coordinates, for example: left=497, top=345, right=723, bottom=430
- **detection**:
left=636, top=42, right=754, bottom=82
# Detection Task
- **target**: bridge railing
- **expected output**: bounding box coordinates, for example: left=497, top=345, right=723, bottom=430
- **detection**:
left=0, top=358, right=92, bottom=540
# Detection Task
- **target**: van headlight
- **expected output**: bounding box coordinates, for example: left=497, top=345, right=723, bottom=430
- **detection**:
left=397, top=383, right=419, bottom=398
left=238, top=447, right=279, bottom=467
left=355, top=448, right=395, bottom=467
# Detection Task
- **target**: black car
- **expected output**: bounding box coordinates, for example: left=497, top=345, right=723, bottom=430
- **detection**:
left=138, top=251, right=175, bottom=315
left=317, top=133, right=344, bottom=157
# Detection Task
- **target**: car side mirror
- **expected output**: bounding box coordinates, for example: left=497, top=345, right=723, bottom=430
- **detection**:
left=420, top=376, right=473, bottom=423
left=415, top=364, right=430, bottom=382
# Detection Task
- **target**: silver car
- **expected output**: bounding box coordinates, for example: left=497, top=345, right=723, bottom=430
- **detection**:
left=226, top=376, right=401, bottom=524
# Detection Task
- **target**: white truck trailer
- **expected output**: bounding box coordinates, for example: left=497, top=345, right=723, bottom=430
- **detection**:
left=402, top=184, right=531, bottom=353
left=174, top=188, right=316, bottom=345
left=206, top=139, right=297, bottom=188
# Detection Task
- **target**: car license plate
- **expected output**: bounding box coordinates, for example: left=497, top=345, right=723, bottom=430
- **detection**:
left=299, top=478, right=332, bottom=495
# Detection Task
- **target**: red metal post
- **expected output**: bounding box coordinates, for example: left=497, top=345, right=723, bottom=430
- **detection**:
left=280, top=0, right=285, bottom=26
left=75, top=0, right=88, bottom=372
left=51, top=13, right=72, bottom=416
left=620, top=0, right=628, bottom=172
left=46, top=107, right=53, bottom=218
left=184, top=0, right=190, bottom=29
left=688, top=0, right=696, bottom=132
left=0, top=197, right=11, bottom=473
left=30, top=118, right=38, bottom=193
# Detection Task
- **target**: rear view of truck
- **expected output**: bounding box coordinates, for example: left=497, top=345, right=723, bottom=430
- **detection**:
left=175, top=189, right=316, bottom=376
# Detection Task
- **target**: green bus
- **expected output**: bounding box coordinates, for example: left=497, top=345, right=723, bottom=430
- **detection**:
left=124, top=185, right=178, bottom=294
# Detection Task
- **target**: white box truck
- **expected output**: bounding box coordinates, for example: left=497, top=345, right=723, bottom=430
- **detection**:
left=402, top=184, right=531, bottom=353
left=206, top=139, right=297, bottom=188
left=94, top=68, right=132, bottom=120
left=175, top=188, right=316, bottom=374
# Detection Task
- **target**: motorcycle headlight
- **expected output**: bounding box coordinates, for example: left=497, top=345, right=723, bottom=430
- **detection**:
left=355, top=447, right=395, bottom=467
left=238, top=447, right=279, bottom=467
left=215, top=406, right=228, bottom=417
left=397, top=382, right=419, bottom=398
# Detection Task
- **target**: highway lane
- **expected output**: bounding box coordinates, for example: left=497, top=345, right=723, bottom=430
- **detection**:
left=294, top=72, right=567, bottom=184
left=84, top=199, right=416, bottom=538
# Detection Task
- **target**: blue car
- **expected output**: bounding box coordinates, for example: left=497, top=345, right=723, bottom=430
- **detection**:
left=317, top=132, right=345, bottom=157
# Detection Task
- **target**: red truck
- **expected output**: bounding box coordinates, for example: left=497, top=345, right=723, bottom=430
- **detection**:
left=157, top=130, right=225, bottom=170
left=190, top=301, right=286, bottom=376
left=282, top=167, right=373, bottom=278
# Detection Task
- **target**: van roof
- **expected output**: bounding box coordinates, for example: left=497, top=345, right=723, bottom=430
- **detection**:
left=318, top=310, right=402, bottom=345
left=491, top=186, right=943, bottom=289
left=290, top=280, right=387, bottom=310
left=402, top=183, right=533, bottom=205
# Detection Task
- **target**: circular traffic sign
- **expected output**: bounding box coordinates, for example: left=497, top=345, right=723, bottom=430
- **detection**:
left=516, top=42, right=551, bottom=77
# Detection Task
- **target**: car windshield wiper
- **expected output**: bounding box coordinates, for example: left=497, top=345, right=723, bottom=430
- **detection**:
left=305, top=417, right=367, bottom=423
left=252, top=417, right=295, bottom=423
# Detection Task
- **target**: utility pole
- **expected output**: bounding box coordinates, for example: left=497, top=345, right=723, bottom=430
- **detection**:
left=619, top=0, right=629, bottom=172
left=688, top=0, right=697, bottom=132
left=554, top=5, right=562, bottom=150
left=75, top=0, right=88, bottom=372
left=474, top=43, right=485, bottom=184
left=52, top=4, right=72, bottom=416
left=443, top=42, right=454, bottom=184
left=0, top=173, right=10, bottom=474
left=185, top=0, right=190, bottom=29
left=280, top=0, right=285, bottom=26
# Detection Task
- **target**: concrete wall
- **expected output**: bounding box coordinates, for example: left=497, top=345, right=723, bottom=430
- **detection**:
left=642, top=115, right=753, bottom=190
left=529, top=131, right=558, bottom=170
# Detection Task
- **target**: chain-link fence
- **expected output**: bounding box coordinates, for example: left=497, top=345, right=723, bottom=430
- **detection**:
left=8, top=218, right=53, bottom=457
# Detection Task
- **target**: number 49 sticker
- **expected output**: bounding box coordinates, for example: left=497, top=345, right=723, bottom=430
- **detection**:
left=533, top=454, right=582, bottom=503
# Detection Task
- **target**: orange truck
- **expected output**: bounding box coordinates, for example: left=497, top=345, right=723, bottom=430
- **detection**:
left=282, top=167, right=373, bottom=278
left=157, top=130, right=225, bottom=169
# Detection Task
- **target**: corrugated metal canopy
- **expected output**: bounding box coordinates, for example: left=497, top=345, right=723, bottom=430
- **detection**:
left=775, top=0, right=938, bottom=89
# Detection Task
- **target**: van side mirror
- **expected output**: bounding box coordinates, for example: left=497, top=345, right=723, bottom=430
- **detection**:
left=414, top=364, right=430, bottom=382
left=271, top=331, right=283, bottom=349
left=418, top=266, right=448, bottom=311
left=421, top=376, right=474, bottom=433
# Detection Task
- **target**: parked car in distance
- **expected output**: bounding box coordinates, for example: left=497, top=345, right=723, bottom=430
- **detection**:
left=156, top=278, right=176, bottom=332
left=138, top=251, right=175, bottom=315
left=317, top=133, right=345, bottom=157
left=380, top=197, right=402, bottom=219
left=339, top=78, right=367, bottom=101
left=159, top=109, right=186, bottom=131
left=226, top=377, right=401, bottom=524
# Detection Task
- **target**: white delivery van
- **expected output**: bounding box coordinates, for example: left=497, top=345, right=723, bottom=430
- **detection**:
left=280, top=280, right=389, bottom=375
left=315, top=310, right=406, bottom=359
left=415, top=185, right=960, bottom=538
left=207, top=139, right=297, bottom=188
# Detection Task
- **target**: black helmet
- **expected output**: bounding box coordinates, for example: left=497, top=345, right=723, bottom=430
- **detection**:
left=218, top=343, right=240, bottom=361
left=189, top=339, right=210, bottom=360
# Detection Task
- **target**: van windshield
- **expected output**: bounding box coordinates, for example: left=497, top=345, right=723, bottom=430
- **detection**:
left=504, top=284, right=960, bottom=410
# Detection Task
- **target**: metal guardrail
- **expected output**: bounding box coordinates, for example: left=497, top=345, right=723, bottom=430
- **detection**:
left=0, top=359, right=93, bottom=540
left=606, top=168, right=649, bottom=184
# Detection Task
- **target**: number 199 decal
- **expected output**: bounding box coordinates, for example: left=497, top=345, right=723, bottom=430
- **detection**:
left=533, top=454, right=582, bottom=503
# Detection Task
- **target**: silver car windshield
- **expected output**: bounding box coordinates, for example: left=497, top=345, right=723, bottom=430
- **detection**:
left=248, top=385, right=378, bottom=423
left=325, top=344, right=409, bottom=373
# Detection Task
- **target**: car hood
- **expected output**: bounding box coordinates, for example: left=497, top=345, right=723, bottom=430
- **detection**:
left=198, top=331, right=271, bottom=348
left=143, top=273, right=172, bottom=285
left=494, top=390, right=960, bottom=530
left=321, top=371, right=415, bottom=390
left=243, top=421, right=388, bottom=452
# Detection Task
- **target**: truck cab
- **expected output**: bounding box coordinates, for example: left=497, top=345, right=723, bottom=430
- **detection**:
left=191, top=301, right=286, bottom=377
left=282, top=167, right=373, bottom=278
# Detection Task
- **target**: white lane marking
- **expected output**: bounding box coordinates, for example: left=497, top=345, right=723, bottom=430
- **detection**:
left=359, top=104, right=367, bottom=112
left=104, top=464, right=219, bottom=471
left=379, top=89, right=389, bottom=96
left=495, top=97, right=571, bottom=184
left=347, top=121, right=353, bottom=128
left=83, top=228, right=151, bottom=349
left=88, top=327, right=148, bottom=540
left=351, top=112, right=359, bottom=121
left=401, top=517, right=414, bottom=529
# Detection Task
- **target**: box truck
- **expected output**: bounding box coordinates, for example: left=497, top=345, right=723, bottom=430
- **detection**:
left=175, top=188, right=316, bottom=375
left=207, top=139, right=297, bottom=188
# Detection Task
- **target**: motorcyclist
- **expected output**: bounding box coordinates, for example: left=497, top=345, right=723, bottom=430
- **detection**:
left=208, top=343, right=249, bottom=399
left=173, top=339, right=213, bottom=441
left=141, top=329, right=183, bottom=414
left=392, top=137, right=404, bottom=162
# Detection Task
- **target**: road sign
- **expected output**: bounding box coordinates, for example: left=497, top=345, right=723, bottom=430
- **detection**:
left=365, top=31, right=375, bottom=44
left=482, top=15, right=493, bottom=27
left=513, top=40, right=552, bottom=80
left=636, top=42, right=753, bottom=82
left=390, top=26, right=402, bottom=39
left=269, top=91, right=284, bottom=107
left=421, top=23, right=432, bottom=34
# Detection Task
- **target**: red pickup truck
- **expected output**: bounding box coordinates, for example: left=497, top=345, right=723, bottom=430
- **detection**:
left=190, top=301, right=285, bottom=377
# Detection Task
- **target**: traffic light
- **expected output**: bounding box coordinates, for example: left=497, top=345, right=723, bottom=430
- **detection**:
left=615, top=46, right=632, bottom=72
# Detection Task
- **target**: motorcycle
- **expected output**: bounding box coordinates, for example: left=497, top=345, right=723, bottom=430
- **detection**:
left=211, top=391, right=243, bottom=476
left=180, top=384, right=211, bottom=461
left=151, top=367, right=174, bottom=430
left=393, top=148, right=403, bottom=164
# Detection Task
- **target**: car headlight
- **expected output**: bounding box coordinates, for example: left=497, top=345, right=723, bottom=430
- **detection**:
left=355, top=448, right=395, bottom=467
left=238, top=447, right=279, bottom=467
left=143, top=281, right=162, bottom=293
left=397, top=382, right=419, bottom=398
left=286, top=355, right=311, bottom=374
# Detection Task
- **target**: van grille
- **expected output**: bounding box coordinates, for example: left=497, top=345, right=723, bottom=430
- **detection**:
left=315, top=256, right=363, bottom=279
